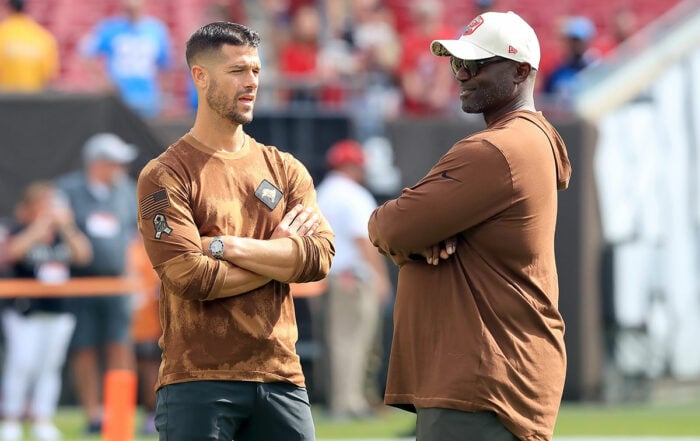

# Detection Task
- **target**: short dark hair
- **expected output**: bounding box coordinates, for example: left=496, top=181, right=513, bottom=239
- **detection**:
left=8, top=0, right=25, bottom=13
left=186, top=22, right=260, bottom=68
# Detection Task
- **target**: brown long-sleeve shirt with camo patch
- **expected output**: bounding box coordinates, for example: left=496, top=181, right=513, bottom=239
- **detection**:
left=136, top=133, right=334, bottom=389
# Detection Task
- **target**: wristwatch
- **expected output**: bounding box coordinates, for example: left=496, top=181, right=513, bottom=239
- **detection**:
left=209, top=236, right=225, bottom=260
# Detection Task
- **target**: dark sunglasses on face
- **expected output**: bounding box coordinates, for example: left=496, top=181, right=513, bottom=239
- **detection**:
left=449, top=56, right=508, bottom=77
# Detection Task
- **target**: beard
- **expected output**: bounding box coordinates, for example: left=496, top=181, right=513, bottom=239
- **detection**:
left=206, top=78, right=254, bottom=125
left=461, top=80, right=514, bottom=114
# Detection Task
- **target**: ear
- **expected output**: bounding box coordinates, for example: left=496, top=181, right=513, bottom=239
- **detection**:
left=513, top=62, right=532, bottom=84
left=191, top=65, right=208, bottom=90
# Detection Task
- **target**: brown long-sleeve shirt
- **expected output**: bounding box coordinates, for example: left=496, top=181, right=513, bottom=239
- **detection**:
left=137, top=133, right=334, bottom=389
left=368, top=111, right=571, bottom=441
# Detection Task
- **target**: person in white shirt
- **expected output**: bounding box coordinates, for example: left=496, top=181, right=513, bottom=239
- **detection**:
left=316, top=139, right=390, bottom=419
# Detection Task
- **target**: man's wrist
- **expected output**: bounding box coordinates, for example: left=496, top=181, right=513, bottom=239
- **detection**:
left=224, top=236, right=245, bottom=262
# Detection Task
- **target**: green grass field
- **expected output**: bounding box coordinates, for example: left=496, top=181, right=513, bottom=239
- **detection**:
left=554, top=400, right=700, bottom=437
left=47, top=399, right=700, bottom=440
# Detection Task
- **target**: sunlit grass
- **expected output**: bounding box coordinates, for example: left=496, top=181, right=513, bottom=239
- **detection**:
left=49, top=399, right=700, bottom=440
left=554, top=399, right=700, bottom=436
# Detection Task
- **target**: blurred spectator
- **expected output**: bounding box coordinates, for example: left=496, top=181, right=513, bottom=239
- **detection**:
left=316, top=12, right=357, bottom=110
left=0, top=0, right=59, bottom=92
left=316, top=140, right=391, bottom=420
left=0, top=182, right=92, bottom=441
left=611, top=8, right=638, bottom=46
left=186, top=0, right=238, bottom=114
left=279, top=4, right=349, bottom=107
left=343, top=0, right=402, bottom=139
left=347, top=0, right=400, bottom=73
left=543, top=15, right=600, bottom=101
left=0, top=220, right=10, bottom=277
left=80, top=0, right=172, bottom=118
left=127, top=238, right=161, bottom=436
left=242, top=0, right=292, bottom=72
left=474, top=0, right=497, bottom=15
left=278, top=5, right=326, bottom=105
left=397, top=0, right=457, bottom=116
left=595, top=7, right=639, bottom=56
left=55, top=133, right=138, bottom=435
left=241, top=0, right=293, bottom=108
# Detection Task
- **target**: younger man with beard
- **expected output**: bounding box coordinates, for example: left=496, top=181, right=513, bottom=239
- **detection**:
left=136, top=22, right=334, bottom=441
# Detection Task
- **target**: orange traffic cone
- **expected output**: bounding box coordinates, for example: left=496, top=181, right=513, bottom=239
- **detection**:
left=102, top=369, right=137, bottom=441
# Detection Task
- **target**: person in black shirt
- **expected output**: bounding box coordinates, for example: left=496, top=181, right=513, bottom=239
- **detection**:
left=0, top=181, right=92, bottom=441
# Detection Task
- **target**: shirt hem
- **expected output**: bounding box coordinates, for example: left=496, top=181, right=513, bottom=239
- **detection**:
left=157, top=370, right=306, bottom=390
left=384, top=393, right=552, bottom=441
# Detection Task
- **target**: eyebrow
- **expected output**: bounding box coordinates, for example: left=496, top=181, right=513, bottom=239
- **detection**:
left=225, top=62, right=261, bottom=70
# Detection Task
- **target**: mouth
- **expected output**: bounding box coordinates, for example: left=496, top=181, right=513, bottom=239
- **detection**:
left=238, top=94, right=256, bottom=106
left=459, top=88, right=474, bottom=98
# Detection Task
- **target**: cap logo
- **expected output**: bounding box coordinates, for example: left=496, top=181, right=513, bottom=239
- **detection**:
left=462, top=16, right=484, bottom=36
left=508, top=45, right=518, bottom=54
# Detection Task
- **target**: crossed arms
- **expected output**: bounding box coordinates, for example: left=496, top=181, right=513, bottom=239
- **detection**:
left=368, top=140, right=512, bottom=266
left=199, top=204, right=322, bottom=297
left=136, top=163, right=334, bottom=302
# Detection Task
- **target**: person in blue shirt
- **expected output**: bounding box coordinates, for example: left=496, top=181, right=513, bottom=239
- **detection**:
left=543, top=16, right=600, bottom=102
left=81, top=0, right=172, bottom=118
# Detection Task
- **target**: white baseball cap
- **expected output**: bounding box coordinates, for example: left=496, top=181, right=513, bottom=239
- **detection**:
left=431, top=11, right=540, bottom=70
left=82, top=133, right=138, bottom=164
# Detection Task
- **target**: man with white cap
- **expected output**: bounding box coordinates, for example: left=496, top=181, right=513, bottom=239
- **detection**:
left=55, top=132, right=138, bottom=434
left=368, top=11, right=572, bottom=441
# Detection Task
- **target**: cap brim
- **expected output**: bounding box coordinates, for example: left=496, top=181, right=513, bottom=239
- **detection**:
left=92, top=145, right=138, bottom=164
left=113, top=145, right=138, bottom=163
left=113, top=149, right=138, bottom=163
left=430, top=40, right=495, bottom=60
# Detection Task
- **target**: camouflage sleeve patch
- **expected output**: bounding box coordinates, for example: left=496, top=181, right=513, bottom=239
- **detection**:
left=153, top=214, right=173, bottom=239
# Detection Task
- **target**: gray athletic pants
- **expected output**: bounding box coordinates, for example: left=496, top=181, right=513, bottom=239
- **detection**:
left=416, top=408, right=520, bottom=441
left=155, top=380, right=315, bottom=441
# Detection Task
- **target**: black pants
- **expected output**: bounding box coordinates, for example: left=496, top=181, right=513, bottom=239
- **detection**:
left=155, top=381, right=315, bottom=441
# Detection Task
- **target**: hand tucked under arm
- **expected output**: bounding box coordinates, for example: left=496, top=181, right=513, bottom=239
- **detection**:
left=372, top=235, right=457, bottom=267
left=418, top=236, right=458, bottom=266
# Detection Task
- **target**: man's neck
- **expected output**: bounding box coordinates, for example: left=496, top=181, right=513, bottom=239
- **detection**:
left=483, top=98, right=536, bottom=127
left=190, top=117, right=245, bottom=153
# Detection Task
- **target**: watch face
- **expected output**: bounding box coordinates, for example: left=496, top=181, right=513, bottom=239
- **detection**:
left=210, top=238, right=224, bottom=256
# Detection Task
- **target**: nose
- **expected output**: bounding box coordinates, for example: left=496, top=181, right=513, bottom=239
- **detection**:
left=245, top=69, right=259, bottom=89
left=455, top=68, right=472, bottom=81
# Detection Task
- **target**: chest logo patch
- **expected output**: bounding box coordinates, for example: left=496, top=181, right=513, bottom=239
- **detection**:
left=255, top=179, right=283, bottom=210
left=153, top=214, right=173, bottom=239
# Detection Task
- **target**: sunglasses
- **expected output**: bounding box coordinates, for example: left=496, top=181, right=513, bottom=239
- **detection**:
left=449, top=56, right=508, bottom=77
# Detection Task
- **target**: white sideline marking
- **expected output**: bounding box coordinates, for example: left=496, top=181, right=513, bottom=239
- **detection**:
left=557, top=438, right=700, bottom=441
left=319, top=438, right=700, bottom=441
